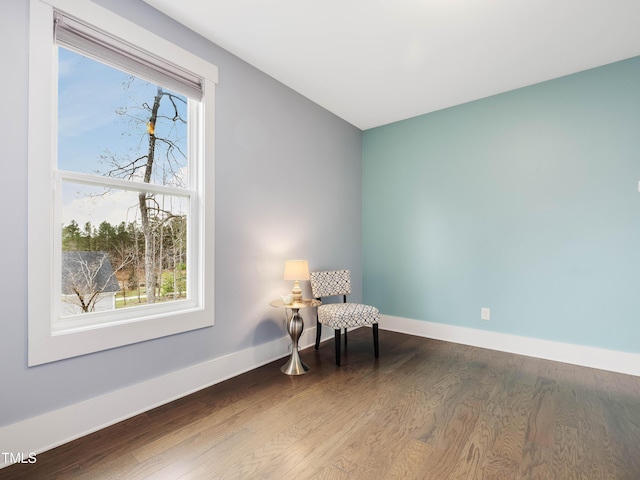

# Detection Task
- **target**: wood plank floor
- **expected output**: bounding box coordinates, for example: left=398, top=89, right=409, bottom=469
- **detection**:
left=3, top=328, right=640, bottom=479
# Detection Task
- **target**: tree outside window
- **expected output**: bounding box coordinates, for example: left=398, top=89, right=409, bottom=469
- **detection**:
left=58, top=48, right=191, bottom=315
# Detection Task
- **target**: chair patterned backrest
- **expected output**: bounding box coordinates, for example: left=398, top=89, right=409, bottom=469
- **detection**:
left=310, top=270, right=352, bottom=298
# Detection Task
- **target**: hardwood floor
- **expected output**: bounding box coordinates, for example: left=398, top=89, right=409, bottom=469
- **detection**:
left=3, top=328, right=640, bottom=479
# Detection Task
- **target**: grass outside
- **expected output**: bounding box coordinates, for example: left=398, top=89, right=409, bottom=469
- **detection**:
left=114, top=287, right=186, bottom=308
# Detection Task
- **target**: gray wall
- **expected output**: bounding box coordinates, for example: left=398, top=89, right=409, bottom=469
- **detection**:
left=0, top=0, right=362, bottom=426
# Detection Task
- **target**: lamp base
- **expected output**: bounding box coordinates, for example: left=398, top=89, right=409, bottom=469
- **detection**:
left=291, top=280, right=302, bottom=303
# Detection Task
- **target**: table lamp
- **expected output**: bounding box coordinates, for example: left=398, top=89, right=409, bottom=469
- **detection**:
left=283, top=260, right=309, bottom=303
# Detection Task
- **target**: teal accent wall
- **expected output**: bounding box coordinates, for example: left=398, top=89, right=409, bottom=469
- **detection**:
left=363, top=56, right=640, bottom=353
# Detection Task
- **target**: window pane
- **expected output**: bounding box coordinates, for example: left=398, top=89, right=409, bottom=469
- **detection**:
left=60, top=182, right=189, bottom=315
left=57, top=47, right=188, bottom=188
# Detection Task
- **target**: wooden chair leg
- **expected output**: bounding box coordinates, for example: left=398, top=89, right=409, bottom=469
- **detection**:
left=334, top=329, right=341, bottom=366
left=373, top=323, right=379, bottom=358
left=315, top=319, right=322, bottom=350
left=344, top=328, right=347, bottom=347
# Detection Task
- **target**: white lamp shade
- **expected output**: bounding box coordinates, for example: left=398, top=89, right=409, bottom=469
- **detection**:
left=283, top=260, right=310, bottom=280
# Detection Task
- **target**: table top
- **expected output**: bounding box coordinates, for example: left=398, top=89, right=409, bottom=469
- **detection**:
left=269, top=298, right=321, bottom=309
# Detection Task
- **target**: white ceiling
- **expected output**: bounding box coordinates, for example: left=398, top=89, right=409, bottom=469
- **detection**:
left=143, top=0, right=640, bottom=130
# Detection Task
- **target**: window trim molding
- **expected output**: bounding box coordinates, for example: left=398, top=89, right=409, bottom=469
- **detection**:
left=28, top=0, right=217, bottom=366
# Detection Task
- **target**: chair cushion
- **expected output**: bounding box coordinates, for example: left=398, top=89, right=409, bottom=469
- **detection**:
left=317, top=303, right=380, bottom=329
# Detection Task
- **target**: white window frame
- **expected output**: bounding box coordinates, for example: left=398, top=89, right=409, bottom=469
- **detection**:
left=28, top=0, right=217, bottom=366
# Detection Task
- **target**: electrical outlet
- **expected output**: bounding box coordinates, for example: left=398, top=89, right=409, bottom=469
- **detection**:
left=481, top=307, right=490, bottom=321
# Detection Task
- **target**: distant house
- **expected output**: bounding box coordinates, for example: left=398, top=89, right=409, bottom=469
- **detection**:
left=61, top=251, right=121, bottom=315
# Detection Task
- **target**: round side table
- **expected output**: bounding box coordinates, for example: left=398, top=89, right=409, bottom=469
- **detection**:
left=270, top=298, right=321, bottom=375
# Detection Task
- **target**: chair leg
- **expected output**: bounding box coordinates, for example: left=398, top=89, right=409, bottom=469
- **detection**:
left=373, top=323, right=379, bottom=358
left=344, top=328, right=347, bottom=347
left=315, top=319, right=322, bottom=350
left=334, top=329, right=341, bottom=366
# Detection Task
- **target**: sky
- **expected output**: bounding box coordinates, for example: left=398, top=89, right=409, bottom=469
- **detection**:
left=57, top=47, right=189, bottom=228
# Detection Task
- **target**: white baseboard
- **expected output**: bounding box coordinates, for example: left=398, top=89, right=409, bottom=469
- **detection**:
left=0, top=326, right=327, bottom=469
left=381, top=314, right=640, bottom=377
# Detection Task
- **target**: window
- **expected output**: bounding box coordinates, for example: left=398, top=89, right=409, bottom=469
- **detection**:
left=28, top=0, right=217, bottom=365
